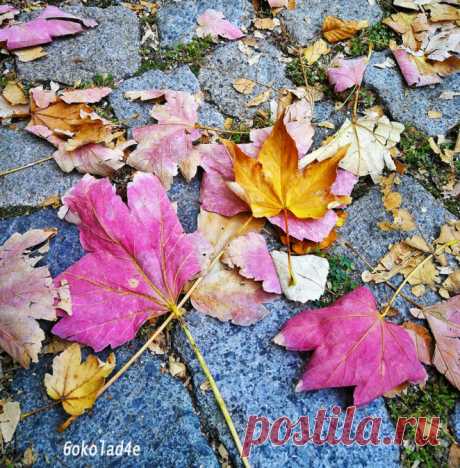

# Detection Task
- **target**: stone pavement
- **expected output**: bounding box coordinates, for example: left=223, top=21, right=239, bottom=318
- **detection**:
left=0, top=2, right=459, bottom=467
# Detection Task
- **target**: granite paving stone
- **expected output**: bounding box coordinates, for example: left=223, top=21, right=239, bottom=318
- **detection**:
left=0, top=209, right=219, bottom=468
left=156, top=0, right=255, bottom=48
left=0, top=127, right=80, bottom=211
left=16, top=6, right=141, bottom=85
left=364, top=51, right=460, bottom=136
left=110, top=66, right=224, bottom=130
left=280, top=0, right=382, bottom=46
left=198, top=40, right=293, bottom=120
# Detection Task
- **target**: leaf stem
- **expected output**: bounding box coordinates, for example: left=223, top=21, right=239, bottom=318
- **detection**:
left=177, top=316, right=251, bottom=468
left=0, top=155, right=53, bottom=178
left=283, top=208, right=296, bottom=286
left=20, top=401, right=61, bottom=420
left=380, top=240, right=458, bottom=318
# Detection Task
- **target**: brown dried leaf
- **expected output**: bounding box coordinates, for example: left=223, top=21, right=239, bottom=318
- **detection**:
left=322, top=16, right=368, bottom=43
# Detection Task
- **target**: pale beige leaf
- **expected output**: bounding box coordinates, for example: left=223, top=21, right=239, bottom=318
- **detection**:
left=271, top=251, right=329, bottom=303
left=13, top=47, right=47, bottom=62
left=0, top=401, right=20, bottom=443
left=247, top=90, right=271, bottom=107
left=303, top=39, right=330, bottom=65
left=233, top=78, right=256, bottom=95
left=2, top=82, right=27, bottom=105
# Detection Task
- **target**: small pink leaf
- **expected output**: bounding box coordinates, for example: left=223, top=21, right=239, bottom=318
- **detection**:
left=196, top=9, right=245, bottom=41
left=327, top=55, right=368, bottom=93
left=331, top=168, right=358, bottom=196
left=0, top=6, right=97, bottom=50
left=223, top=232, right=281, bottom=294
left=60, top=87, right=112, bottom=104
left=274, top=286, right=427, bottom=405
left=392, top=47, right=442, bottom=87
left=30, top=86, right=58, bottom=108
left=52, top=173, right=201, bottom=351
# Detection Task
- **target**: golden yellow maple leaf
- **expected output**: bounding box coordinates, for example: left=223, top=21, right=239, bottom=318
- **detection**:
left=322, top=16, right=368, bottom=43
left=224, top=115, right=347, bottom=219
left=44, top=343, right=115, bottom=418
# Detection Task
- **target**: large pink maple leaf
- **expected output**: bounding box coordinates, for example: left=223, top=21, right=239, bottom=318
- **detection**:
left=52, top=173, right=201, bottom=351
left=274, top=286, right=427, bottom=405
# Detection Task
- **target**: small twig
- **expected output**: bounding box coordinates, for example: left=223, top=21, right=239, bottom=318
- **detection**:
left=177, top=316, right=251, bottom=468
left=380, top=241, right=458, bottom=318
left=283, top=208, right=296, bottom=286
left=0, top=155, right=53, bottom=178
left=297, top=48, right=315, bottom=112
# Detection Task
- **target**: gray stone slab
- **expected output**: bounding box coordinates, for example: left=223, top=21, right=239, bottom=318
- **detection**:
left=335, top=175, right=458, bottom=318
left=1, top=209, right=218, bottom=468
left=172, top=305, right=399, bottom=468
left=280, top=0, right=382, bottom=46
left=0, top=127, right=80, bottom=210
left=16, top=6, right=141, bottom=85
left=364, top=51, right=460, bottom=136
left=198, top=40, right=293, bottom=119
left=156, top=0, right=255, bottom=48
left=110, top=66, right=224, bottom=130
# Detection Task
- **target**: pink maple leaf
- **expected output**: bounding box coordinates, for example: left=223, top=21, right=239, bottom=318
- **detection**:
left=274, top=286, right=427, bottom=405
left=52, top=173, right=201, bottom=351
left=327, top=55, right=368, bottom=93
left=60, top=87, right=112, bottom=104
left=196, top=9, right=244, bottom=41
left=223, top=232, right=281, bottom=294
left=0, top=6, right=97, bottom=50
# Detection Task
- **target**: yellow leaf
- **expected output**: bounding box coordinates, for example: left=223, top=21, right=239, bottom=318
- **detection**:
left=0, top=95, right=29, bottom=120
left=13, top=47, right=47, bottom=62
left=226, top=115, right=347, bottom=219
left=303, top=39, right=330, bottom=65
left=44, top=343, right=115, bottom=417
left=246, top=90, right=271, bottom=107
left=322, top=16, right=368, bottom=43
left=233, top=78, right=256, bottom=95
left=2, top=81, right=28, bottom=105
left=383, top=13, right=428, bottom=51
left=427, top=3, right=460, bottom=22
left=254, top=18, right=276, bottom=30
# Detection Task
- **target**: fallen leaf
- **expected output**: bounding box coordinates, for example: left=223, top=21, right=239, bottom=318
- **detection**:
left=448, top=443, right=460, bottom=468
left=274, top=286, right=427, bottom=405
left=428, top=110, right=442, bottom=119
left=22, top=447, right=36, bottom=466
left=427, top=3, right=460, bottom=22
left=422, top=296, right=460, bottom=390
left=168, top=356, right=186, bottom=378
left=303, top=39, right=330, bottom=65
left=0, top=5, right=19, bottom=26
left=0, top=6, right=97, bottom=50
left=300, top=114, right=404, bottom=182
left=52, top=173, right=201, bottom=351
left=196, top=9, right=244, bottom=41
left=383, top=12, right=429, bottom=51
left=227, top=114, right=347, bottom=219
left=233, top=78, right=256, bottom=95
left=2, top=81, right=27, bottom=105
left=0, top=229, right=64, bottom=368
left=403, top=321, right=433, bottom=365
left=322, top=16, right=368, bottom=43
left=0, top=95, right=29, bottom=120
left=254, top=18, right=276, bottom=30
left=60, top=87, right=112, bottom=104
left=271, top=251, right=329, bottom=302
left=44, top=343, right=115, bottom=418
left=444, top=271, right=460, bottom=295
left=222, top=232, right=281, bottom=293
left=0, top=401, right=20, bottom=443
left=247, top=90, right=271, bottom=107
left=13, top=46, right=47, bottom=62
left=327, top=55, right=367, bottom=93
left=189, top=210, right=274, bottom=325
left=424, top=23, right=460, bottom=62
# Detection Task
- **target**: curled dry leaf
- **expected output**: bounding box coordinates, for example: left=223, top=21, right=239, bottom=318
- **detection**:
left=422, top=296, right=460, bottom=390
left=274, top=286, right=427, bottom=405
left=303, top=39, right=330, bottom=65
left=44, top=343, right=115, bottom=420
left=0, top=95, right=29, bottom=120
left=403, top=321, right=433, bottom=365
left=189, top=210, right=275, bottom=326
left=322, top=16, right=368, bottom=43
left=222, top=232, right=281, bottom=294
left=0, top=401, right=20, bottom=443
left=271, top=251, right=329, bottom=303
left=0, top=229, right=65, bottom=368
left=52, top=173, right=201, bottom=351
left=246, top=90, right=271, bottom=107
left=232, top=78, right=256, bottom=95
left=327, top=55, right=367, bottom=93
left=0, top=6, right=97, bottom=50
left=13, top=46, right=47, bottom=62
left=300, top=114, right=404, bottom=182
left=196, top=9, right=244, bottom=41
left=2, top=81, right=28, bottom=105
left=383, top=12, right=429, bottom=51
left=60, top=87, right=112, bottom=104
